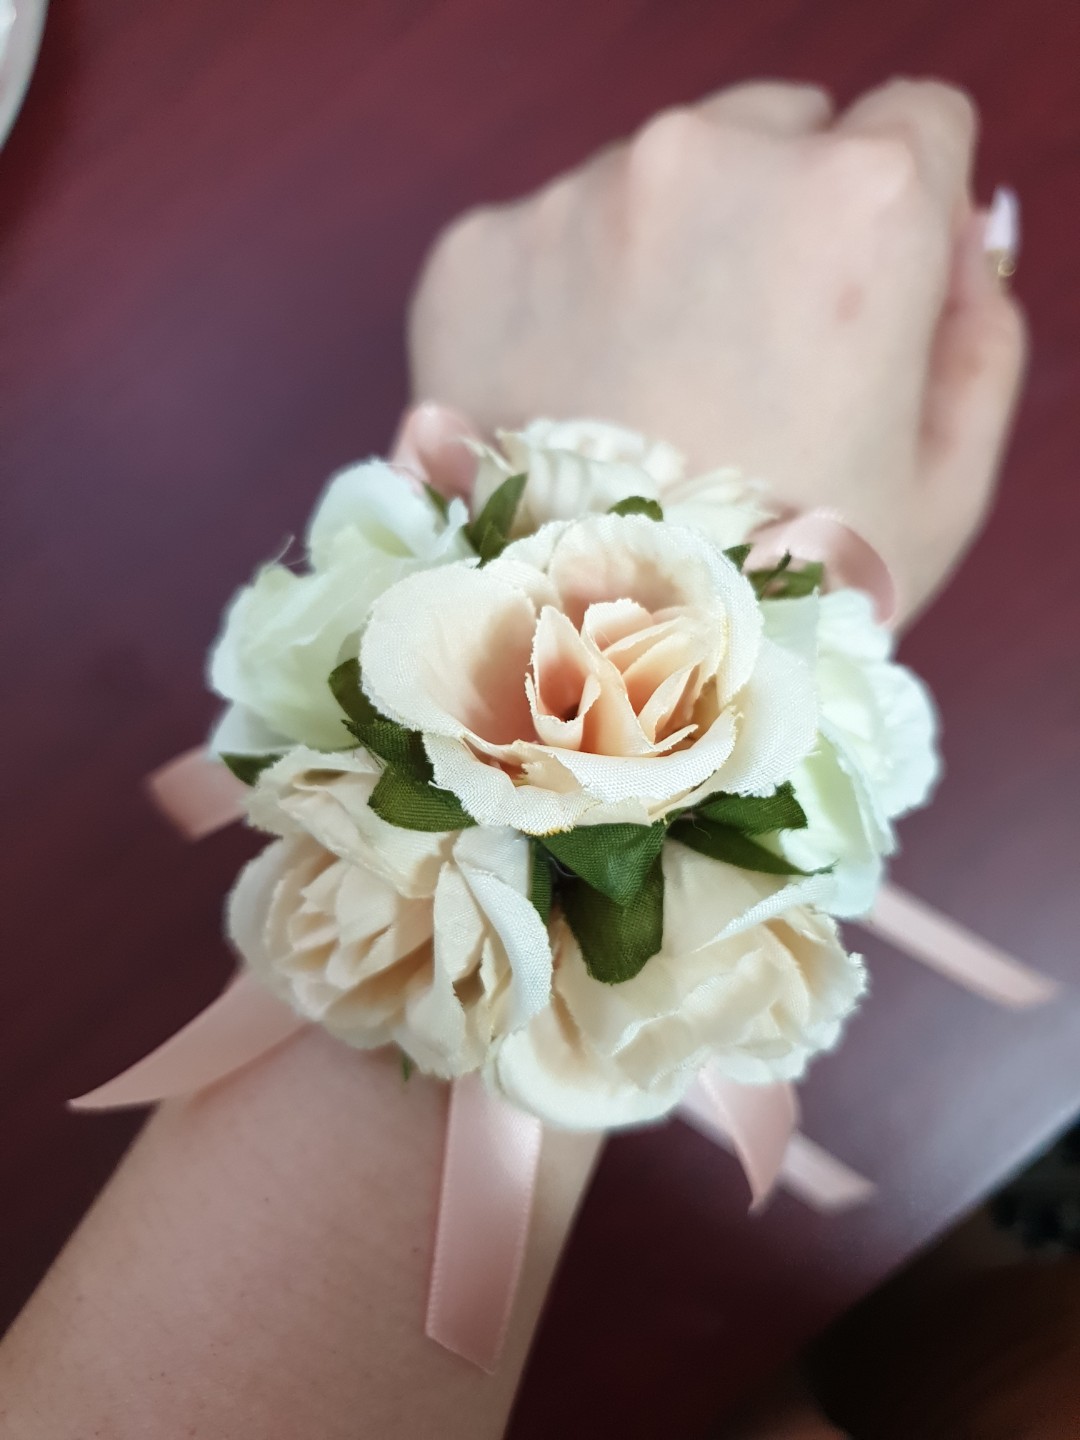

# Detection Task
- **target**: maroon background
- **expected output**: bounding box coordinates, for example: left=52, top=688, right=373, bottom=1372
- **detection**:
left=2, top=2, right=1078, bottom=1435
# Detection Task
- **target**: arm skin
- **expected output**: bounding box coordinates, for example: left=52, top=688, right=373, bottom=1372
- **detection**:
left=0, top=1032, right=600, bottom=1440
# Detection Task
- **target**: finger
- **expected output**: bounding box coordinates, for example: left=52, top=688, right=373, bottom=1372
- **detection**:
left=695, top=81, right=834, bottom=136
left=919, top=206, right=1027, bottom=538
left=836, top=78, right=977, bottom=220
left=391, top=402, right=482, bottom=499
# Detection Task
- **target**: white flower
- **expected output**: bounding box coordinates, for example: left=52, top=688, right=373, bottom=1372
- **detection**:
left=230, top=748, right=553, bottom=1077
left=360, top=513, right=818, bottom=834
left=491, top=840, right=865, bottom=1130
left=208, top=461, right=471, bottom=753
left=472, top=419, right=771, bottom=552
left=764, top=589, right=939, bottom=916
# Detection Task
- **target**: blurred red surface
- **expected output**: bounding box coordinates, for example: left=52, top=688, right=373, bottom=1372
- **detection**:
left=1, top=2, right=1078, bottom=1435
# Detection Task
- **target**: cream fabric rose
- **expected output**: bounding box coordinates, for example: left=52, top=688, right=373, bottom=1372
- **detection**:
left=231, top=748, right=554, bottom=1077
left=471, top=419, right=772, bottom=552
left=491, top=841, right=865, bottom=1130
left=209, top=461, right=471, bottom=753
left=360, top=513, right=818, bottom=833
left=764, top=589, right=939, bottom=916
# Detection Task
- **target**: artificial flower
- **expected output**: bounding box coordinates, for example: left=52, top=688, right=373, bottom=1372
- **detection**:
left=471, top=419, right=771, bottom=551
left=763, top=589, right=939, bottom=915
left=232, top=748, right=553, bottom=1077
left=209, top=460, right=471, bottom=752
left=360, top=512, right=818, bottom=833
left=492, top=840, right=865, bottom=1129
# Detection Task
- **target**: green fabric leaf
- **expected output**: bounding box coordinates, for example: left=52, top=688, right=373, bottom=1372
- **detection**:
left=608, top=495, right=664, bottom=522
left=669, top=818, right=811, bottom=876
left=466, top=472, right=528, bottom=563
left=400, top=1052, right=415, bottom=1082
left=528, top=841, right=554, bottom=924
left=770, top=561, right=824, bottom=598
left=723, top=543, right=753, bottom=571
left=541, top=821, right=667, bottom=906
left=328, top=657, right=369, bottom=723
left=220, top=752, right=282, bottom=787
left=697, top=782, right=807, bottom=835
left=329, top=659, right=429, bottom=777
left=747, top=553, right=825, bottom=600
left=423, top=482, right=450, bottom=521
left=562, top=855, right=665, bottom=984
left=368, top=766, right=476, bottom=832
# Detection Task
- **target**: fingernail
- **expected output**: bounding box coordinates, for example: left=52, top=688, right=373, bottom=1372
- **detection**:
left=983, top=185, right=1020, bottom=280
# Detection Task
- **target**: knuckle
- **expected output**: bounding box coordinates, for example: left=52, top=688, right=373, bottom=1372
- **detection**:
left=904, top=77, right=978, bottom=139
left=410, top=203, right=497, bottom=322
left=435, top=203, right=495, bottom=261
left=811, top=132, right=923, bottom=214
left=629, top=105, right=710, bottom=180
left=532, top=170, right=578, bottom=228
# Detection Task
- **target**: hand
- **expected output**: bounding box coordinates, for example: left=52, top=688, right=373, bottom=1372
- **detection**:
left=408, top=80, right=1026, bottom=616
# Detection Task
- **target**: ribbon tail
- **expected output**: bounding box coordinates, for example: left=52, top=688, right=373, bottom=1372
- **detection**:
left=679, top=1071, right=875, bottom=1214
left=679, top=1070, right=798, bottom=1210
left=780, top=1133, right=876, bottom=1212
left=71, top=972, right=306, bottom=1110
left=426, top=1074, right=543, bottom=1373
left=865, top=883, right=1058, bottom=1010
left=147, top=747, right=248, bottom=840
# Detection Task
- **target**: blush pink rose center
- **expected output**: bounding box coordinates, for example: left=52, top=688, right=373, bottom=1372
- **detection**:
left=360, top=514, right=817, bottom=832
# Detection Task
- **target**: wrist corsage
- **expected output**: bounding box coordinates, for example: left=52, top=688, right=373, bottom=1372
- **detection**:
left=75, top=406, right=1053, bottom=1369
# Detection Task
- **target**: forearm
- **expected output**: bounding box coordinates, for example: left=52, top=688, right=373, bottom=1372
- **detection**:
left=0, top=1030, right=600, bottom=1440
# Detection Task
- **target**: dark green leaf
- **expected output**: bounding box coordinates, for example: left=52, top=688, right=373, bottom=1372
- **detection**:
left=541, top=821, right=667, bottom=906
left=423, top=482, right=450, bottom=521
left=466, top=472, right=528, bottom=564
left=328, top=657, right=368, bottom=723
left=608, top=495, right=664, bottom=522
left=770, top=561, right=825, bottom=598
left=368, top=766, right=477, bottom=832
left=562, top=855, right=665, bottom=984
left=723, top=544, right=753, bottom=571
left=400, top=1052, right=414, bottom=1082
left=528, top=841, right=554, bottom=924
left=329, top=659, right=430, bottom=777
left=697, top=782, right=807, bottom=835
left=220, top=752, right=283, bottom=786
left=747, top=552, right=793, bottom=596
left=343, top=716, right=430, bottom=777
left=669, top=817, right=811, bottom=876
left=747, top=553, right=825, bottom=600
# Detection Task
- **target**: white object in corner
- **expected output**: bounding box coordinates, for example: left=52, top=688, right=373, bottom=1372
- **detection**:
left=0, top=0, right=47, bottom=150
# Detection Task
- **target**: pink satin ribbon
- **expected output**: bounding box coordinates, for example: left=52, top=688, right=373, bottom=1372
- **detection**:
left=863, top=885, right=1058, bottom=1009
left=147, top=747, right=249, bottom=842
left=70, top=971, right=306, bottom=1111
left=677, top=1073, right=874, bottom=1213
left=427, top=1074, right=543, bottom=1372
